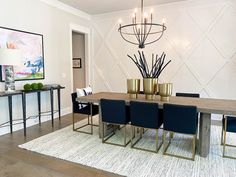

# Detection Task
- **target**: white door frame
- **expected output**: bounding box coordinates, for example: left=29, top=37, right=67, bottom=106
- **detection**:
left=69, top=23, right=92, bottom=93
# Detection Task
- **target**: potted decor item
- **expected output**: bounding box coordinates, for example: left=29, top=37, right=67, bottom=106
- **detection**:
left=159, top=83, right=173, bottom=101
left=127, top=79, right=140, bottom=99
left=128, top=51, right=171, bottom=100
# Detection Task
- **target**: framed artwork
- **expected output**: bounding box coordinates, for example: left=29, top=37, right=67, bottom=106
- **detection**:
left=73, top=58, right=81, bottom=69
left=0, top=26, right=44, bottom=81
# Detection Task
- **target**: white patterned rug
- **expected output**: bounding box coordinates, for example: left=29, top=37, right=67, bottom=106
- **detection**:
left=19, top=116, right=236, bottom=177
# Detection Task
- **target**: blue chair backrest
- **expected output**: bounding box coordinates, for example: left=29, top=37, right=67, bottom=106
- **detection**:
left=176, top=92, right=200, bottom=98
left=130, top=101, right=161, bottom=129
left=100, top=99, right=128, bottom=124
left=163, top=103, right=198, bottom=134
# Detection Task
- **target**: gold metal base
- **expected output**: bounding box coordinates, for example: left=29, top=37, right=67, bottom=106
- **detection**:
left=102, top=123, right=130, bottom=147
left=129, top=93, right=138, bottom=99
left=160, top=96, right=170, bottom=102
left=145, top=94, right=154, bottom=100
left=131, top=126, right=162, bottom=153
left=222, top=117, right=236, bottom=159
left=163, top=131, right=197, bottom=161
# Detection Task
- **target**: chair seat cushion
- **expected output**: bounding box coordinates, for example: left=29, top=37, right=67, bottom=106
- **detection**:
left=223, top=116, right=236, bottom=133
left=74, top=104, right=99, bottom=116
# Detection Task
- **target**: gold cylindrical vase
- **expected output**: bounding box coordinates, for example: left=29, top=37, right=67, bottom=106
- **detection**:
left=159, top=83, right=173, bottom=101
left=143, top=78, right=158, bottom=100
left=127, top=79, right=140, bottom=99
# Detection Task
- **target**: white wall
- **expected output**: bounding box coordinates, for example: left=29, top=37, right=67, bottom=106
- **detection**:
left=0, top=0, right=91, bottom=135
left=72, top=32, right=86, bottom=91
left=91, top=0, right=236, bottom=101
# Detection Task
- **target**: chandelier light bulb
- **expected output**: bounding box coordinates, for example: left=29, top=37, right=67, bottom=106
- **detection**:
left=144, top=12, right=148, bottom=18
left=150, top=8, right=154, bottom=14
left=118, top=19, right=122, bottom=24
left=134, top=8, right=138, bottom=13
left=162, top=18, right=166, bottom=24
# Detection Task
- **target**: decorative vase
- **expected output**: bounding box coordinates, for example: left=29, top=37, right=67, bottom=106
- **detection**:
left=143, top=78, right=158, bottom=100
left=127, top=79, right=140, bottom=99
left=159, top=83, right=173, bottom=101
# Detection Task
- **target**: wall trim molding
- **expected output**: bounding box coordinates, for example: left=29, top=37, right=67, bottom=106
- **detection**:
left=39, top=0, right=91, bottom=20
left=69, top=23, right=92, bottom=93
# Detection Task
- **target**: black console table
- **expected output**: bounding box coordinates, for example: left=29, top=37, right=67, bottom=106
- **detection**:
left=0, top=85, right=65, bottom=136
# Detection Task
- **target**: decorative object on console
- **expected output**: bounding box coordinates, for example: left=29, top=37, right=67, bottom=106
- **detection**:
left=159, top=83, right=173, bottom=101
left=127, top=50, right=171, bottom=99
left=118, top=0, right=167, bottom=48
left=127, top=79, right=140, bottom=99
left=0, top=48, right=22, bottom=92
left=23, top=82, right=44, bottom=91
left=0, top=26, right=44, bottom=81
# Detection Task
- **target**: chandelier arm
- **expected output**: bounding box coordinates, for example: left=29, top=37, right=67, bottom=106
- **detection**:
left=142, top=22, right=148, bottom=45
left=119, top=23, right=166, bottom=35
left=145, top=30, right=165, bottom=45
left=132, top=22, right=141, bottom=44
left=143, top=18, right=154, bottom=43
left=119, top=31, right=139, bottom=45
left=143, top=21, right=153, bottom=44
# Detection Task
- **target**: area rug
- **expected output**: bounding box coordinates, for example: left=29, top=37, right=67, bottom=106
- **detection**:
left=19, top=116, right=236, bottom=177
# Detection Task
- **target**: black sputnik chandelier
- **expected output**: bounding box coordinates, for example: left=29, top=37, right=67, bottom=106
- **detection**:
left=118, top=0, right=167, bottom=49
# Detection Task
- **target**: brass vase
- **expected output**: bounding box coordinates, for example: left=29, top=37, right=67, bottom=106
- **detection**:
left=159, top=83, right=173, bottom=101
left=143, top=78, right=158, bottom=100
left=127, top=79, right=140, bottom=99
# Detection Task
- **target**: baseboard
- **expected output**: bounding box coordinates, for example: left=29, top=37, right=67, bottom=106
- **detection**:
left=0, top=106, right=72, bottom=136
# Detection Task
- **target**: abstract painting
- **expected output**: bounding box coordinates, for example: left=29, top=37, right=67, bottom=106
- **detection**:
left=0, top=26, right=44, bottom=81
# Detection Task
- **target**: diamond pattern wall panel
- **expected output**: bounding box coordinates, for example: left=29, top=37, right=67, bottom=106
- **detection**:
left=91, top=0, right=236, bottom=101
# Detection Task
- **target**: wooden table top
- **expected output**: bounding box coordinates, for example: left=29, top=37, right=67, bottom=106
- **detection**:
left=77, top=92, right=236, bottom=115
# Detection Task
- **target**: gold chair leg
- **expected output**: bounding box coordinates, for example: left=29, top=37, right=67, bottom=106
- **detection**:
left=192, top=134, right=197, bottom=160
left=223, top=118, right=227, bottom=157
left=163, top=131, right=196, bottom=161
left=124, top=125, right=126, bottom=146
left=72, top=113, right=75, bottom=130
left=221, top=125, right=224, bottom=145
left=131, top=126, right=134, bottom=147
left=102, top=123, right=105, bottom=143
left=170, top=132, right=174, bottom=139
left=156, top=129, right=158, bottom=152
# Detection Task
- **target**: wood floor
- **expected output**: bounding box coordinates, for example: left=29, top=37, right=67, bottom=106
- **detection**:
left=0, top=114, right=122, bottom=177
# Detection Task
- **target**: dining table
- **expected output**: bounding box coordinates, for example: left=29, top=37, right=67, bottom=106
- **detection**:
left=77, top=92, right=236, bottom=157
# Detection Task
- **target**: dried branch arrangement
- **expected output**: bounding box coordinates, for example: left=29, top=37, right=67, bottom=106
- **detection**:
left=127, top=51, right=171, bottom=78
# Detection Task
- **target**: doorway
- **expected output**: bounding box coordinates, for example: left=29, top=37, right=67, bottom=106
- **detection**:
left=72, top=32, right=86, bottom=91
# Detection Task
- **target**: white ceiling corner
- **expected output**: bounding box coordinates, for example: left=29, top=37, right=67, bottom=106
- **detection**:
left=39, top=0, right=91, bottom=20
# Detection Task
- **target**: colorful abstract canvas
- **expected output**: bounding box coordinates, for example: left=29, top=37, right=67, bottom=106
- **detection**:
left=0, top=26, right=44, bottom=81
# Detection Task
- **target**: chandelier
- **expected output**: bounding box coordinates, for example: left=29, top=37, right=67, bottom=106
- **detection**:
left=118, top=0, right=167, bottom=49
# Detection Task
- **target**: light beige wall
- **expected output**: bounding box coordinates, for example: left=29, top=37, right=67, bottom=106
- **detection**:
left=0, top=0, right=91, bottom=135
left=72, top=32, right=86, bottom=90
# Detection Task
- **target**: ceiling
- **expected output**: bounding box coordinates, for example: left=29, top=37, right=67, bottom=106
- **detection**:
left=58, top=0, right=186, bottom=15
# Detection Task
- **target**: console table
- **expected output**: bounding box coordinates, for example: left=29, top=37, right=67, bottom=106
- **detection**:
left=0, top=85, right=65, bottom=136
left=77, top=92, right=236, bottom=158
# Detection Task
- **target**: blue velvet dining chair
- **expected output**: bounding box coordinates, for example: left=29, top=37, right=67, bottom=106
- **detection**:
left=222, top=116, right=236, bottom=159
left=163, top=103, right=198, bottom=160
left=100, top=99, right=130, bottom=147
left=71, top=92, right=99, bottom=134
left=130, top=101, right=163, bottom=153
